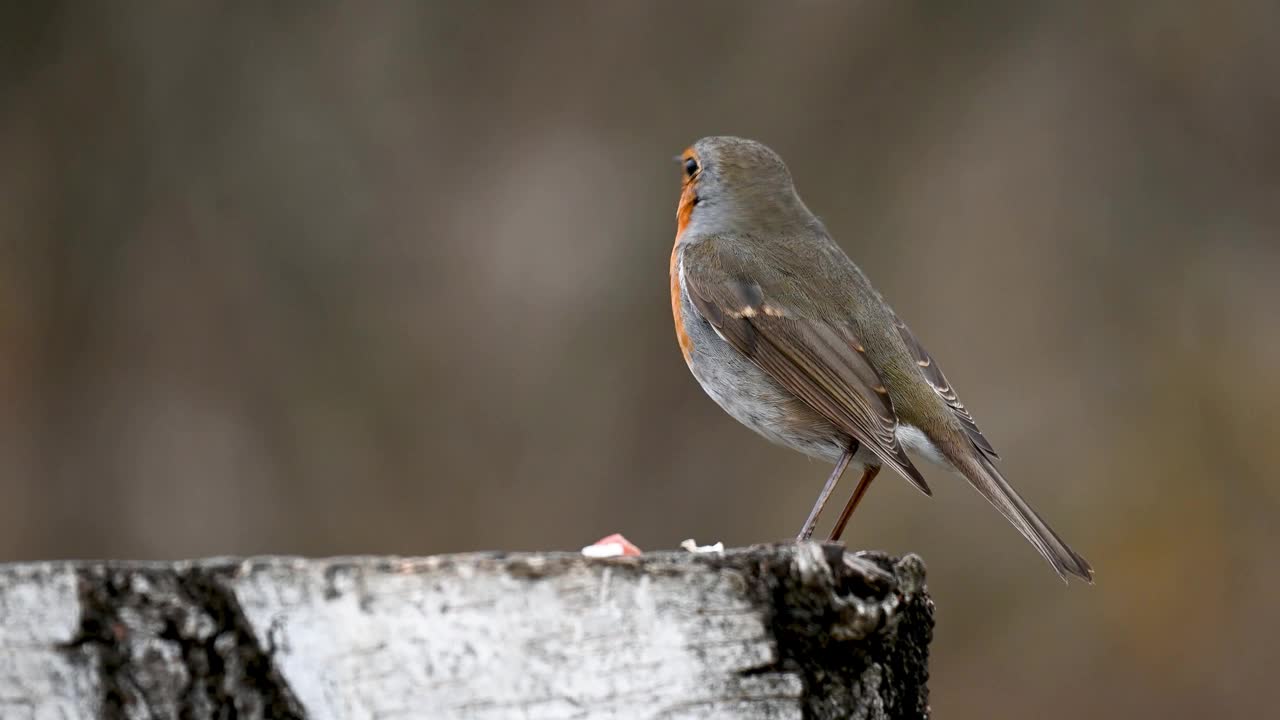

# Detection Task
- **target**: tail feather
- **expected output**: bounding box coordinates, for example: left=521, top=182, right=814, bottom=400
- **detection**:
left=957, top=451, right=1093, bottom=584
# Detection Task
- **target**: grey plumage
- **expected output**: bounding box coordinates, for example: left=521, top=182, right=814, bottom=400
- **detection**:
left=672, top=136, right=1093, bottom=583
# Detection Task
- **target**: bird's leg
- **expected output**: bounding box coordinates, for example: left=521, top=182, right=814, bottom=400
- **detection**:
left=796, top=442, right=858, bottom=541
left=828, top=466, right=880, bottom=542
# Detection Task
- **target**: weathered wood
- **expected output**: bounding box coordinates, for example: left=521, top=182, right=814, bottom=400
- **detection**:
left=0, top=543, right=932, bottom=719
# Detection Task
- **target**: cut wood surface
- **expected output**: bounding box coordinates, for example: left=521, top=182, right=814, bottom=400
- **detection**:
left=0, top=543, right=932, bottom=719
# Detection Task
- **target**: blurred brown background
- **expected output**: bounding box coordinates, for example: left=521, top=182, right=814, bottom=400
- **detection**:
left=3, top=1, right=1278, bottom=717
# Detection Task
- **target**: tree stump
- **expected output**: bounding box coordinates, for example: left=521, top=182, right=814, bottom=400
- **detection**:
left=0, top=543, right=932, bottom=719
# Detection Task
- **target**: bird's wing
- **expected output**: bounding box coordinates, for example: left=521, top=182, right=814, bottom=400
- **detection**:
left=682, top=239, right=931, bottom=496
left=891, top=316, right=999, bottom=459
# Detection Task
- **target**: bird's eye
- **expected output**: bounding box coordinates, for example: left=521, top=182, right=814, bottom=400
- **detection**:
left=684, top=157, right=699, bottom=177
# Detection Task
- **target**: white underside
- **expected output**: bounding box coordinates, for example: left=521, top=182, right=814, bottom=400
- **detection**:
left=895, top=425, right=946, bottom=465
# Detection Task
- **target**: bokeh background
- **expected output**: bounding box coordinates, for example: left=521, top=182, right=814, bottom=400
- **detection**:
left=4, top=2, right=1278, bottom=717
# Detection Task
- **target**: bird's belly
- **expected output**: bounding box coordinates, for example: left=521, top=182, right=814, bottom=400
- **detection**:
left=680, top=298, right=847, bottom=462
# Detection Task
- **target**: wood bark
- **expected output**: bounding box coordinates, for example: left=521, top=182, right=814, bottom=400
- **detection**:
left=0, top=543, right=932, bottom=719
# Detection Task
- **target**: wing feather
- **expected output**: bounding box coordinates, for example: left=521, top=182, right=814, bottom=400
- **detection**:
left=893, top=317, right=999, bottom=459
left=684, top=247, right=931, bottom=496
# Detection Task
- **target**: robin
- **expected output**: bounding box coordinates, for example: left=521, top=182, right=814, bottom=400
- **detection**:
left=670, top=136, right=1093, bottom=583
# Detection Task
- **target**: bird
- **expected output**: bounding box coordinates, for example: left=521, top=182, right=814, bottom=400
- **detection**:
left=669, top=136, right=1093, bottom=583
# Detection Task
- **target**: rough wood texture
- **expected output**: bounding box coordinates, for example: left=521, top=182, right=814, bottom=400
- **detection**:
left=0, top=543, right=932, bottom=719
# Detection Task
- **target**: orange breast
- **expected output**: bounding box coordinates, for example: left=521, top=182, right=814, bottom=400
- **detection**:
left=671, top=157, right=700, bottom=366
left=671, top=241, right=693, bottom=365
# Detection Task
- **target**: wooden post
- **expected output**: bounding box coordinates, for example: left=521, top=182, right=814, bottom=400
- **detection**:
left=0, top=543, right=932, bottom=719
